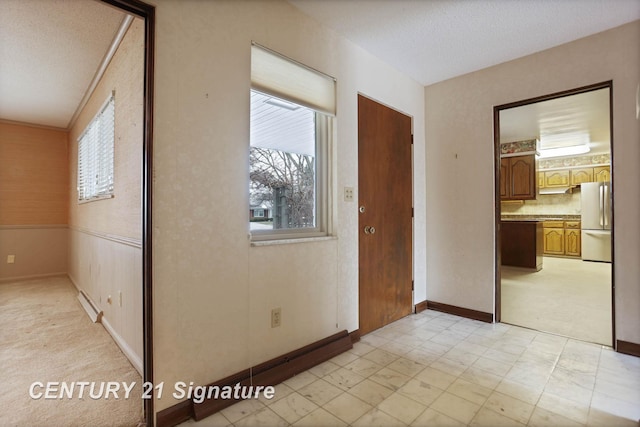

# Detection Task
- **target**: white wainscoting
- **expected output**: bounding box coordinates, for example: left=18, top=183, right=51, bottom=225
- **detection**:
left=68, top=226, right=143, bottom=374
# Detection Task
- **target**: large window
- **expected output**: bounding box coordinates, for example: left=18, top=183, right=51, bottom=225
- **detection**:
left=77, top=94, right=115, bottom=202
left=250, top=44, right=335, bottom=240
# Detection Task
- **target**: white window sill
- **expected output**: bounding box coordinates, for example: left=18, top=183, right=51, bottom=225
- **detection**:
left=250, top=235, right=337, bottom=247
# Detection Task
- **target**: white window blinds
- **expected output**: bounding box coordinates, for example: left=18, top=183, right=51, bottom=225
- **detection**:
left=251, top=43, right=336, bottom=116
left=77, top=94, right=115, bottom=202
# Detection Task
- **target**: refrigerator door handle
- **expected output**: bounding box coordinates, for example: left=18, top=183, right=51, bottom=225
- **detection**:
left=604, top=183, right=609, bottom=228
left=599, top=184, right=604, bottom=227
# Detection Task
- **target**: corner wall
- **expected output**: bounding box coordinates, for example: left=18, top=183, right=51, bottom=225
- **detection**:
left=424, top=21, right=640, bottom=344
left=151, top=0, right=426, bottom=413
left=67, top=18, right=145, bottom=370
left=0, top=122, right=68, bottom=281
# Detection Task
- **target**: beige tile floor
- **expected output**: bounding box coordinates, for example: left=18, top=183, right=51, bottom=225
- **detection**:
left=501, top=256, right=612, bottom=346
left=180, top=309, right=640, bottom=426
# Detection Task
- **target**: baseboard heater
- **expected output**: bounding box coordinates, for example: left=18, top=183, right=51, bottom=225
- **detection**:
left=191, top=330, right=353, bottom=422
left=77, top=290, right=103, bottom=323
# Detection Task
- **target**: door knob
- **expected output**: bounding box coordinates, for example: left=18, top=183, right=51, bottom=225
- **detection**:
left=364, top=226, right=376, bottom=234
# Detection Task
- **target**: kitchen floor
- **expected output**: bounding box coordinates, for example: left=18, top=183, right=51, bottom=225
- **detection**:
left=179, top=309, right=639, bottom=427
left=501, top=256, right=612, bottom=346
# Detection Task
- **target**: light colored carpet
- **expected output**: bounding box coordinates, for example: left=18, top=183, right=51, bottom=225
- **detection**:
left=501, top=256, right=612, bottom=346
left=0, top=276, right=143, bottom=426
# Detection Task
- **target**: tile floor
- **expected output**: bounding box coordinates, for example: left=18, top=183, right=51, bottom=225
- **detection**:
left=181, top=309, right=640, bottom=427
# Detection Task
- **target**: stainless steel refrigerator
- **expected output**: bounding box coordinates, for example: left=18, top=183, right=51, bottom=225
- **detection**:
left=580, top=181, right=612, bottom=262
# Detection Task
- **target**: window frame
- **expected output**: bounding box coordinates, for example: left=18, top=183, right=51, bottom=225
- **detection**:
left=249, top=98, right=331, bottom=242
left=77, top=93, right=115, bottom=204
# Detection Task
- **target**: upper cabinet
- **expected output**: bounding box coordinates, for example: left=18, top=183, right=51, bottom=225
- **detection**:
left=501, top=154, right=536, bottom=200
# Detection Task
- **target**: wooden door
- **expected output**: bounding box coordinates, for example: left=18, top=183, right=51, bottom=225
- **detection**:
left=358, top=95, right=413, bottom=335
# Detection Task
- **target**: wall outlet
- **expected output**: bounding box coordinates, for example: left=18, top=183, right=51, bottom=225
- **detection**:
left=271, top=307, right=281, bottom=328
left=344, top=187, right=354, bottom=202
left=7, top=255, right=15, bottom=264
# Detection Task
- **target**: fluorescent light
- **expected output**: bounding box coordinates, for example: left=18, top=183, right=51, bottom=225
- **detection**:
left=264, top=97, right=300, bottom=111
left=537, top=144, right=590, bottom=158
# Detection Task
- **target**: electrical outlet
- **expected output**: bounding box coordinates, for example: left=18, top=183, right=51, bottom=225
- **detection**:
left=344, top=187, right=354, bottom=202
left=7, top=255, right=15, bottom=264
left=271, top=308, right=281, bottom=328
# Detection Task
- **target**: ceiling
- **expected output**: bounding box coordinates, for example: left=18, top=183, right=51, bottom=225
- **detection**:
left=1, top=0, right=638, bottom=134
left=0, top=0, right=126, bottom=129
left=289, top=0, right=640, bottom=87
left=500, top=88, right=611, bottom=156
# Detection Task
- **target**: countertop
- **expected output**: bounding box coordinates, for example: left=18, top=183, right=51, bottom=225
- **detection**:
left=501, top=214, right=581, bottom=221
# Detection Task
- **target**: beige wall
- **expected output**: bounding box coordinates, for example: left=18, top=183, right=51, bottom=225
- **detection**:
left=0, top=122, right=69, bottom=280
left=0, top=122, right=68, bottom=225
left=151, top=0, right=426, bottom=412
left=68, top=20, right=144, bottom=241
left=424, top=21, right=640, bottom=343
left=67, top=18, right=145, bottom=369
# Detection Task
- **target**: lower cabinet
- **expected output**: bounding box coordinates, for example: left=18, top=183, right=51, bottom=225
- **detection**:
left=543, top=220, right=581, bottom=257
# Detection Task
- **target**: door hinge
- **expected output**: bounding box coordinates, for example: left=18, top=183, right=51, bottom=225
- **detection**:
left=412, top=280, right=414, bottom=291
left=412, top=207, right=414, bottom=218
left=411, top=134, right=414, bottom=145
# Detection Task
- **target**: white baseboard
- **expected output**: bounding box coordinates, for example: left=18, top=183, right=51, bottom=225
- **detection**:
left=0, top=272, right=67, bottom=283
left=102, top=316, right=143, bottom=375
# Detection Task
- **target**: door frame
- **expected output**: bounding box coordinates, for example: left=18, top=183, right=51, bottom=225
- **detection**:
left=357, top=93, right=414, bottom=335
left=100, top=0, right=154, bottom=424
left=493, top=81, right=615, bottom=347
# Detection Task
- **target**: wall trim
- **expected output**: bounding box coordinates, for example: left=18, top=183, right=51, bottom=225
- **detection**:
left=70, top=225, right=142, bottom=249
left=0, top=224, right=68, bottom=230
left=426, top=300, right=493, bottom=323
left=617, top=340, right=640, bottom=358
left=157, top=330, right=353, bottom=427
left=414, top=300, right=428, bottom=313
left=101, top=316, right=143, bottom=375
left=349, top=329, right=361, bottom=343
left=0, top=272, right=67, bottom=284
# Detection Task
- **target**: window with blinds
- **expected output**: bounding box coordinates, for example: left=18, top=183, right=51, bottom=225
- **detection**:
left=77, top=94, right=115, bottom=203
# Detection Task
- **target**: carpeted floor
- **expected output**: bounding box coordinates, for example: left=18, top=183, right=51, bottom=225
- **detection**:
left=0, top=276, right=144, bottom=426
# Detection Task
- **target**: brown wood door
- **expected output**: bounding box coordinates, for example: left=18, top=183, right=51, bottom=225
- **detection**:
left=358, top=95, right=413, bottom=335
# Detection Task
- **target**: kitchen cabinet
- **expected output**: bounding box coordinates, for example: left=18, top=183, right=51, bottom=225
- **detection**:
left=543, top=170, right=570, bottom=188
left=543, top=220, right=581, bottom=257
left=594, top=166, right=610, bottom=182
left=570, top=168, right=594, bottom=186
left=501, top=154, right=536, bottom=200
left=501, top=220, right=543, bottom=270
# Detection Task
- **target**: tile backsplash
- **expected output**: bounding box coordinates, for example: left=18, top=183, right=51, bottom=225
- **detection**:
left=501, top=190, right=581, bottom=216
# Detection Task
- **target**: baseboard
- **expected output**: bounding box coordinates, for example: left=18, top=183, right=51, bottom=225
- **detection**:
left=414, top=300, right=428, bottom=313
left=617, top=340, right=640, bottom=358
left=156, top=400, right=193, bottom=427
left=426, top=300, right=493, bottom=323
left=0, top=272, right=67, bottom=284
left=101, top=316, right=143, bottom=375
left=156, top=330, right=353, bottom=427
left=350, top=329, right=361, bottom=343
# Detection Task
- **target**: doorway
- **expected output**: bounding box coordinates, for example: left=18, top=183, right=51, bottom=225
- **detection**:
left=494, top=82, right=614, bottom=347
left=358, top=94, right=413, bottom=335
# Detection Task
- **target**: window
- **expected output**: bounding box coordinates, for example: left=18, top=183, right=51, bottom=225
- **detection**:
left=249, top=44, right=335, bottom=240
left=78, top=94, right=115, bottom=202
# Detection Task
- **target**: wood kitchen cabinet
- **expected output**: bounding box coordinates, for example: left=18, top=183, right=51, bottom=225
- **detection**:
left=543, top=220, right=581, bottom=257
left=594, top=166, right=610, bottom=182
left=543, top=227, right=565, bottom=255
left=500, top=154, right=536, bottom=200
left=544, top=170, right=570, bottom=188
left=570, top=167, right=594, bottom=186
left=501, top=220, right=543, bottom=270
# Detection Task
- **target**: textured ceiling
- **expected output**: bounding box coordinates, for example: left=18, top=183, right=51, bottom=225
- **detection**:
left=0, top=0, right=125, bottom=129
left=289, top=0, right=640, bottom=86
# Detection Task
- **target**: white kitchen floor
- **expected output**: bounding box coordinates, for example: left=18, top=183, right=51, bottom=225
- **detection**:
left=501, top=256, right=612, bottom=346
left=180, top=309, right=639, bottom=427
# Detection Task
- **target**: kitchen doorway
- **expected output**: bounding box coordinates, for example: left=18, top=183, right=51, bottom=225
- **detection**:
left=494, top=82, right=614, bottom=347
